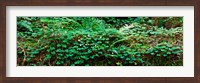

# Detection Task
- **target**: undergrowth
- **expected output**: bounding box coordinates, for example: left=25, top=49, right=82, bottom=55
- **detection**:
left=17, top=17, right=183, bottom=66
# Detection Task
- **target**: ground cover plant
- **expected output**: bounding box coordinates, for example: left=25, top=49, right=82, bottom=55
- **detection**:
left=17, top=17, right=183, bottom=66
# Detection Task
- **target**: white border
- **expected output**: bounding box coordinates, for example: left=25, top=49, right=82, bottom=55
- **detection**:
left=6, top=6, right=194, bottom=77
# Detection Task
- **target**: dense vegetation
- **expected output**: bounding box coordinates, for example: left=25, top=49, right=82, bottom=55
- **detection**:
left=17, top=17, right=183, bottom=66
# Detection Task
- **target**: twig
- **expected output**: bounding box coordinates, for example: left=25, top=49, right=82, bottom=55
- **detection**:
left=48, top=60, right=52, bottom=66
left=17, top=41, right=27, bottom=66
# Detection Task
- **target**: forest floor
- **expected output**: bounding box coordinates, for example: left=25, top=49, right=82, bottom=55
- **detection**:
left=17, top=17, right=183, bottom=66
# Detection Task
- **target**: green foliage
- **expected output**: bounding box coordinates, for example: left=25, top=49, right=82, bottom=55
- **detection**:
left=102, top=17, right=136, bottom=28
left=17, top=17, right=183, bottom=66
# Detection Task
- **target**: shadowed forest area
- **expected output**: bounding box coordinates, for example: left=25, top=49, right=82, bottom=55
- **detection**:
left=17, top=17, right=183, bottom=66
